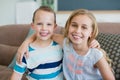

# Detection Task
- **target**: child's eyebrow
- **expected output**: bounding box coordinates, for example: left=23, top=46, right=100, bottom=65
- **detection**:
left=71, top=22, right=77, bottom=24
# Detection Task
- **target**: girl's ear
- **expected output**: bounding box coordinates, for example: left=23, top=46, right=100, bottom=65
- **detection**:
left=90, top=31, right=93, bottom=38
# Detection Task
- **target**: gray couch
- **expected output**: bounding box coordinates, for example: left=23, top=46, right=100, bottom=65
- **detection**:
left=0, top=23, right=120, bottom=80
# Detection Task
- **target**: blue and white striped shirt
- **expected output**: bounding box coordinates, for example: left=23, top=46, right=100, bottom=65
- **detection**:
left=14, top=41, right=63, bottom=80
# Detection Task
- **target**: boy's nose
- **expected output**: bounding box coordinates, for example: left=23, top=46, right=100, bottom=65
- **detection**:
left=42, top=25, right=46, bottom=29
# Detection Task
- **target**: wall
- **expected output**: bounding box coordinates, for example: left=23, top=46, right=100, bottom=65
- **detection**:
left=0, top=0, right=39, bottom=26
left=0, top=0, right=120, bottom=26
left=56, top=11, right=120, bottom=27
left=58, top=0, right=120, bottom=10
left=0, top=0, right=19, bottom=26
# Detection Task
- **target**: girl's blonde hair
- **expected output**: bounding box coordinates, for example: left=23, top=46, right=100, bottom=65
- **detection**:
left=64, top=9, right=98, bottom=46
left=64, top=9, right=112, bottom=67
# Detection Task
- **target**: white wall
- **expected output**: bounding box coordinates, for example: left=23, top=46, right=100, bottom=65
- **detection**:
left=0, top=0, right=19, bottom=26
left=16, top=1, right=39, bottom=24
left=0, top=0, right=39, bottom=26
left=0, top=0, right=120, bottom=26
left=56, top=12, right=120, bottom=27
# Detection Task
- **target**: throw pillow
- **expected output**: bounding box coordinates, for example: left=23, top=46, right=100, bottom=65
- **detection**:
left=96, top=33, right=120, bottom=79
left=26, top=28, right=35, bottom=38
left=8, top=28, right=35, bottom=69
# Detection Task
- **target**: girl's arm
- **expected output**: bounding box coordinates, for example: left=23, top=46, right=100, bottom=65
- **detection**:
left=10, top=71, right=22, bottom=80
left=17, top=33, right=36, bottom=64
left=96, top=57, right=115, bottom=80
left=52, top=33, right=64, bottom=46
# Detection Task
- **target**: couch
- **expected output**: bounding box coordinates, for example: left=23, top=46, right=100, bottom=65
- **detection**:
left=0, top=23, right=120, bottom=80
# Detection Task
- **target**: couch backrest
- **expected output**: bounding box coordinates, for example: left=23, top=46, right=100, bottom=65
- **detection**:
left=0, top=24, right=30, bottom=46
left=0, top=23, right=119, bottom=46
left=98, top=22, right=120, bottom=34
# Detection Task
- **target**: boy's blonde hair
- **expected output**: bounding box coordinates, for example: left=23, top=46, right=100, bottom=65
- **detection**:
left=32, top=6, right=56, bottom=23
left=64, top=9, right=112, bottom=67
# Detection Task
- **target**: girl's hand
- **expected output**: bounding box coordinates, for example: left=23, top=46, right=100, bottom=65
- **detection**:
left=89, top=39, right=100, bottom=48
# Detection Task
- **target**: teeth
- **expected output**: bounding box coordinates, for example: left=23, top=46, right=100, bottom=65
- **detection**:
left=40, top=31, right=48, bottom=36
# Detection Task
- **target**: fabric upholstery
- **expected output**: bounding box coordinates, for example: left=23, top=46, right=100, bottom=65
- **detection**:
left=96, top=33, right=120, bottom=79
left=0, top=44, right=18, bottom=66
left=0, top=23, right=120, bottom=80
left=0, top=24, right=30, bottom=46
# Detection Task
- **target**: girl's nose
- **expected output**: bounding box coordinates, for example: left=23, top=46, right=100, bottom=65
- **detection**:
left=76, top=27, right=81, bottom=33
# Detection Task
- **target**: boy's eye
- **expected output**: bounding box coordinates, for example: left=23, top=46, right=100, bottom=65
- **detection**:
left=37, top=23, right=42, bottom=25
left=47, top=23, right=52, bottom=26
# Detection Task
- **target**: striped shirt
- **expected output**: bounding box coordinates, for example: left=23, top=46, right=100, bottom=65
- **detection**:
left=14, top=41, right=63, bottom=80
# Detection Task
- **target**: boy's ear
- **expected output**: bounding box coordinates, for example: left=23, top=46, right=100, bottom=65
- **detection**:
left=31, top=23, right=35, bottom=30
left=54, top=24, right=57, bottom=29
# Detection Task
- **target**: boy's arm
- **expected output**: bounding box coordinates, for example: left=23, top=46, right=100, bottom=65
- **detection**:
left=10, top=71, right=22, bottom=80
left=17, top=33, right=36, bottom=64
left=52, top=34, right=64, bottom=46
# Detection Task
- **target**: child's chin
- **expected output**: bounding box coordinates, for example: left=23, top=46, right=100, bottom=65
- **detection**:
left=41, top=37, right=51, bottom=41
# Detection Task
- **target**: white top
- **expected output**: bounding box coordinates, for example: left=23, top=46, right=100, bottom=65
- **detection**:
left=63, top=38, right=103, bottom=80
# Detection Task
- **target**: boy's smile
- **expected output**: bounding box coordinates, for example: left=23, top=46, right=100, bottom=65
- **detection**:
left=32, top=10, right=55, bottom=41
left=39, top=30, right=49, bottom=37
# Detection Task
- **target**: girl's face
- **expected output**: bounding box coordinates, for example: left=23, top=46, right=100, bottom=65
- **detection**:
left=32, top=10, right=56, bottom=41
left=68, top=15, right=93, bottom=46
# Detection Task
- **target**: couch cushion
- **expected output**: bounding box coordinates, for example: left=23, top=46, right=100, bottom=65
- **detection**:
left=0, top=44, right=18, bottom=66
left=0, top=65, right=13, bottom=80
left=96, top=33, right=120, bottom=79
left=0, top=65, right=27, bottom=80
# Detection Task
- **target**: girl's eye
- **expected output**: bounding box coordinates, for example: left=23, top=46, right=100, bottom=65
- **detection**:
left=71, top=24, right=78, bottom=27
left=82, top=26, right=87, bottom=29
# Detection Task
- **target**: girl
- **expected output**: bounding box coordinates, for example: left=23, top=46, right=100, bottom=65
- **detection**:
left=53, top=9, right=115, bottom=80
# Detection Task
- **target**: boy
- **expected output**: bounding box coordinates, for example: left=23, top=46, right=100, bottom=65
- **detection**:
left=10, top=6, right=63, bottom=80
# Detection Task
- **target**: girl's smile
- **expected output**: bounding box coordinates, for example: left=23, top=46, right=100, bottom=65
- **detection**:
left=68, top=15, right=93, bottom=46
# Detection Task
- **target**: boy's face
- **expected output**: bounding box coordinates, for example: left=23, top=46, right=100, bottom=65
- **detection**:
left=32, top=10, right=56, bottom=41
